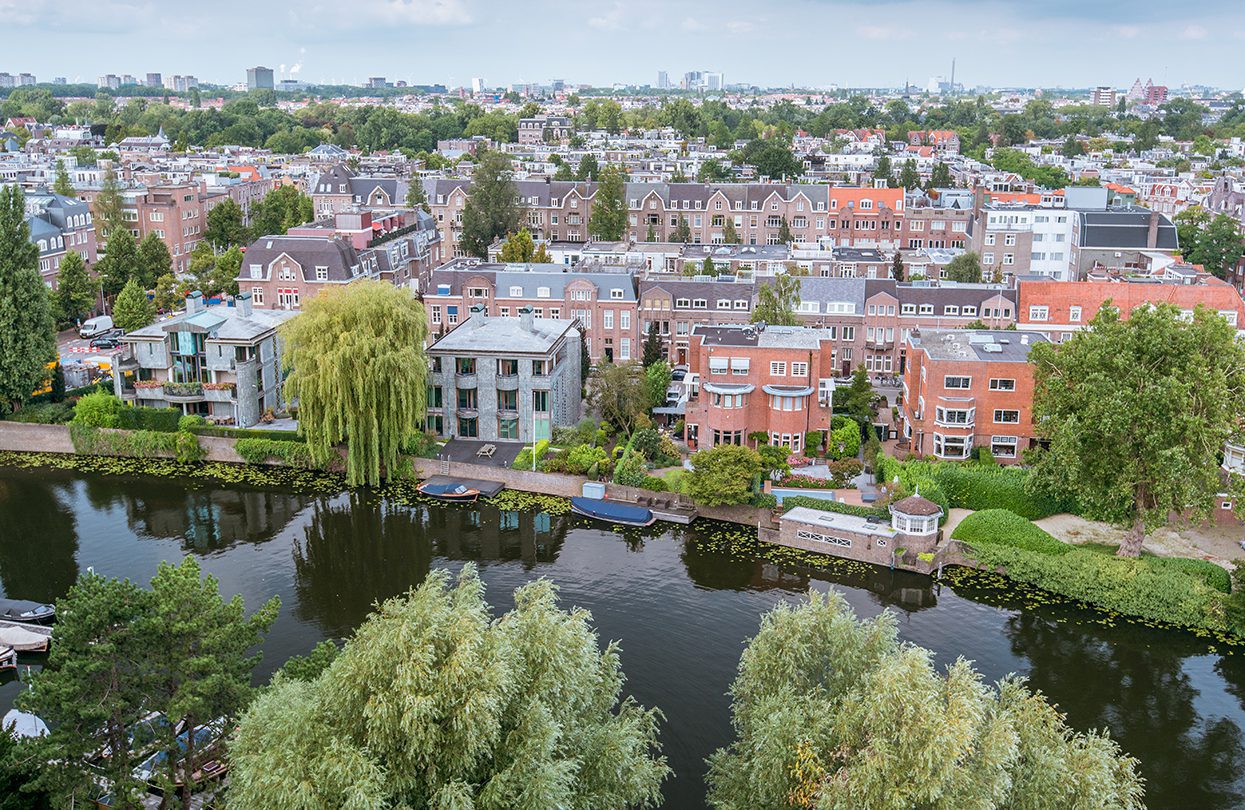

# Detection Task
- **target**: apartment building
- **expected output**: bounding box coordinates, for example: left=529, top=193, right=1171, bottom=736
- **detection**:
left=426, top=180, right=908, bottom=256
left=518, top=115, right=573, bottom=145
left=899, top=197, right=973, bottom=251
left=425, top=308, right=581, bottom=443
left=309, top=164, right=407, bottom=217
left=135, top=184, right=205, bottom=273
left=684, top=323, right=836, bottom=452
left=1016, top=272, right=1245, bottom=341
left=969, top=203, right=1076, bottom=281
left=639, top=277, right=756, bottom=365
left=113, top=293, right=296, bottom=428
left=1068, top=207, right=1179, bottom=278
left=424, top=260, right=638, bottom=362
left=23, top=188, right=98, bottom=286
left=901, top=329, right=1049, bottom=463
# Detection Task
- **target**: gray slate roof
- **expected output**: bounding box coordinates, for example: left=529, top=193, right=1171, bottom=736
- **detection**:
left=429, top=315, right=576, bottom=354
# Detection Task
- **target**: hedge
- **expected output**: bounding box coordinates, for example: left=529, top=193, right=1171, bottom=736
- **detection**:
left=951, top=509, right=1071, bottom=556
left=511, top=439, right=551, bottom=470
left=118, top=406, right=181, bottom=433
left=782, top=495, right=890, bottom=521
left=1145, top=555, right=1231, bottom=594
left=69, top=424, right=205, bottom=464
left=877, top=454, right=1072, bottom=521
left=234, top=438, right=315, bottom=468
left=190, top=426, right=307, bottom=443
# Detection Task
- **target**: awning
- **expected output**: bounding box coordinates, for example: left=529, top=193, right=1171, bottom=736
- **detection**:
left=703, top=382, right=755, bottom=395
left=762, top=385, right=814, bottom=396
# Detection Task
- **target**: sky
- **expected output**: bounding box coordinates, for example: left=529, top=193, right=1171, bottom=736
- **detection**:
left=4, top=0, right=1245, bottom=91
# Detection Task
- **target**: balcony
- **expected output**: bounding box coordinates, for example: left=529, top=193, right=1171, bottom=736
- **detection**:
left=203, top=383, right=236, bottom=403
left=866, top=338, right=895, bottom=351
left=496, top=374, right=519, bottom=391
left=132, top=382, right=167, bottom=400
left=531, top=375, right=552, bottom=390
left=162, top=382, right=205, bottom=402
left=455, top=372, right=478, bottom=388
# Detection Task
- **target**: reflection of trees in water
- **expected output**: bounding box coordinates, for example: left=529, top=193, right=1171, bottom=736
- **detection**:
left=0, top=473, right=78, bottom=602
left=122, top=483, right=307, bottom=551
left=292, top=498, right=568, bottom=636
left=679, top=527, right=937, bottom=612
left=1006, top=612, right=1245, bottom=809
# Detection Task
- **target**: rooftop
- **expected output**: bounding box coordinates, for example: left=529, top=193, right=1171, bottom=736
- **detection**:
left=783, top=506, right=898, bottom=539
left=909, top=329, right=1048, bottom=363
left=124, top=299, right=297, bottom=343
left=428, top=313, right=576, bottom=355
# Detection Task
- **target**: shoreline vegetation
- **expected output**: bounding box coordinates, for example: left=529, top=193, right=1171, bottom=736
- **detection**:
left=2, top=449, right=1244, bottom=652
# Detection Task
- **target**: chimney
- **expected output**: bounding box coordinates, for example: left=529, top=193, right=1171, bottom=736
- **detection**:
left=236, top=291, right=253, bottom=318
left=468, top=304, right=487, bottom=329
left=1021, top=334, right=1029, bottom=345
left=187, top=290, right=204, bottom=313
left=519, top=306, right=534, bottom=332
left=1146, top=211, right=1160, bottom=249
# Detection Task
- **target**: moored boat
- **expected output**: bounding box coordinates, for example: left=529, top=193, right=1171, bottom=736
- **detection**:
left=0, top=598, right=55, bottom=625
left=570, top=497, right=657, bottom=527
left=0, top=619, right=52, bottom=653
left=418, top=482, right=481, bottom=502
left=0, top=645, right=15, bottom=671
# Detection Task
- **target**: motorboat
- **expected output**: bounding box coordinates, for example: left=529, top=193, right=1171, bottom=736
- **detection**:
left=570, top=497, right=657, bottom=527
left=417, top=481, right=481, bottom=502
left=0, top=599, right=55, bottom=625
left=0, top=619, right=51, bottom=653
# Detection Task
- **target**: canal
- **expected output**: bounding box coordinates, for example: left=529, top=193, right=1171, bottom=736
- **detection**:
left=2, top=462, right=1244, bottom=808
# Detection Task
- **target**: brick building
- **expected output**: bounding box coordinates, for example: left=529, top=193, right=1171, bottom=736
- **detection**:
left=685, top=323, right=837, bottom=452
left=23, top=188, right=98, bottom=287
left=639, top=278, right=756, bottom=365
left=900, top=329, right=1049, bottom=463
left=310, top=164, right=407, bottom=217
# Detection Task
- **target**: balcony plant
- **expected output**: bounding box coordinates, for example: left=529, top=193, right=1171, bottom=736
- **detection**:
left=163, top=381, right=203, bottom=396
left=133, top=380, right=164, bottom=390
left=203, top=382, right=236, bottom=391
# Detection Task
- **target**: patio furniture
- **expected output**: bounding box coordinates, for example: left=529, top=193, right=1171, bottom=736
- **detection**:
left=476, top=444, right=496, bottom=459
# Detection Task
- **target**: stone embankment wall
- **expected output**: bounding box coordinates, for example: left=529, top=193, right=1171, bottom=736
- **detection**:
left=0, top=423, right=253, bottom=464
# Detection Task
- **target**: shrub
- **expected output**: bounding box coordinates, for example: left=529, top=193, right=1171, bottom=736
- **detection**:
left=235, top=438, right=315, bottom=468
left=613, top=451, right=648, bottom=487
left=512, top=439, right=552, bottom=471
left=5, top=401, right=75, bottom=424
left=630, top=428, right=662, bottom=459
left=70, top=424, right=205, bottom=464
left=951, top=509, right=1071, bottom=556
left=1147, top=555, right=1231, bottom=594
left=401, top=431, right=441, bottom=458
left=117, top=406, right=181, bottom=433
left=564, top=443, right=609, bottom=475
left=751, top=492, right=778, bottom=509
left=803, top=430, right=823, bottom=454
left=190, top=425, right=306, bottom=442
left=640, top=476, right=668, bottom=492
left=71, top=390, right=123, bottom=428
left=827, top=420, right=861, bottom=460
left=178, top=414, right=207, bottom=431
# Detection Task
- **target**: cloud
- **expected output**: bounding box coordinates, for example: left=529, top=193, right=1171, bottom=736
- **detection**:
left=341, top=0, right=473, bottom=26
left=1112, top=24, right=1140, bottom=38
left=588, top=2, right=624, bottom=30
left=726, top=19, right=756, bottom=34
left=1180, top=24, right=1208, bottom=39
left=855, top=25, right=912, bottom=41
left=681, top=17, right=706, bottom=31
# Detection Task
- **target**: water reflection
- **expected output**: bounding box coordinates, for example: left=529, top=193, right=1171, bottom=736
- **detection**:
left=1005, top=611, right=1245, bottom=809
left=0, top=473, right=78, bottom=601
left=122, top=484, right=308, bottom=550
left=291, top=496, right=569, bottom=636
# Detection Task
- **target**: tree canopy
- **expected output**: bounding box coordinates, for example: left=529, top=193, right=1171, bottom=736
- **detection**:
left=588, top=362, right=650, bottom=433
left=1174, top=207, right=1245, bottom=280
left=282, top=280, right=429, bottom=486
left=498, top=228, right=551, bottom=263
left=943, top=251, right=984, bottom=283
left=0, top=186, right=56, bottom=412
left=113, top=276, right=155, bottom=332
left=229, top=566, right=669, bottom=809
left=249, top=185, right=313, bottom=238
left=588, top=164, right=628, bottom=241
left=55, top=250, right=95, bottom=324
left=751, top=273, right=801, bottom=326
left=460, top=150, right=524, bottom=258
left=706, top=589, right=1144, bottom=809
left=687, top=444, right=763, bottom=506
left=203, top=198, right=250, bottom=247
left=1030, top=302, right=1245, bottom=556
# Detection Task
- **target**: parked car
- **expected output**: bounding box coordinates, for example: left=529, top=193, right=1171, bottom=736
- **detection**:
left=89, top=336, right=121, bottom=350
left=79, top=315, right=114, bottom=339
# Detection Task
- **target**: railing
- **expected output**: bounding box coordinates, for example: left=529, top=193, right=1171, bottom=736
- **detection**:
left=163, top=382, right=205, bottom=401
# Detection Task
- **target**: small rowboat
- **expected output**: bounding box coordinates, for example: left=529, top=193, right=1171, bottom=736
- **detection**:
left=570, top=497, right=657, bottom=527
left=0, top=645, right=15, bottom=671
left=0, top=620, right=52, bottom=653
left=418, top=482, right=481, bottom=502
left=0, top=599, right=55, bottom=625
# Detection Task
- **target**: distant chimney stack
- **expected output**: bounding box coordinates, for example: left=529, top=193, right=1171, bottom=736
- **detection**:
left=470, top=304, right=486, bottom=328
left=236, top=291, right=253, bottom=318
left=519, top=306, right=534, bottom=332
left=1147, top=211, right=1160, bottom=249
left=187, top=290, right=204, bottom=313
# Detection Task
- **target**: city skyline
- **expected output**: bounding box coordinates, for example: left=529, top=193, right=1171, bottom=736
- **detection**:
left=4, top=0, right=1245, bottom=91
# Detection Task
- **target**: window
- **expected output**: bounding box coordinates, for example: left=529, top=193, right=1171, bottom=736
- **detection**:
left=935, top=406, right=974, bottom=425
left=983, top=253, right=995, bottom=265
left=249, top=264, right=262, bottom=279
left=944, top=376, right=971, bottom=389
left=991, top=435, right=1018, bottom=458
left=509, top=285, right=524, bottom=296
left=1069, top=305, right=1082, bottom=322
left=770, top=361, right=787, bottom=376
left=315, top=266, right=328, bottom=281
left=456, top=357, right=476, bottom=374
left=711, top=393, right=745, bottom=409
left=1029, top=305, right=1049, bottom=321
left=431, top=306, right=442, bottom=324
left=989, top=378, right=1016, bottom=391
left=675, top=297, right=691, bottom=308
left=498, top=417, right=519, bottom=440
left=533, top=390, right=549, bottom=412
left=620, top=338, right=631, bottom=360
left=456, top=417, right=478, bottom=438
left=620, top=310, right=631, bottom=329
left=692, top=299, right=707, bottom=309
left=603, top=310, right=614, bottom=330
left=610, top=288, right=624, bottom=299
left=536, top=286, right=550, bottom=298
left=277, top=288, right=299, bottom=308
left=933, top=433, right=972, bottom=459
left=498, top=358, right=518, bottom=377
left=791, top=361, right=808, bottom=377
left=993, top=409, right=1021, bottom=424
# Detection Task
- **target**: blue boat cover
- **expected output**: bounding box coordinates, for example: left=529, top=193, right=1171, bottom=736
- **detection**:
left=421, top=483, right=473, bottom=496
left=571, top=497, right=653, bottom=525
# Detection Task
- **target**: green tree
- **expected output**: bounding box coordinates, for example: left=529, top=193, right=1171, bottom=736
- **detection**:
left=531, top=242, right=552, bottom=263
left=943, top=250, right=984, bottom=283
left=459, top=150, right=524, bottom=259
left=136, top=231, right=171, bottom=289
left=833, top=367, right=875, bottom=425
left=249, top=185, right=313, bottom=238
left=0, top=725, right=52, bottom=809
left=898, top=158, right=921, bottom=190
left=94, top=166, right=126, bottom=242
left=588, top=165, right=628, bottom=241
left=152, top=273, right=183, bottom=312
left=229, top=566, right=669, bottom=809
left=642, top=321, right=663, bottom=366
left=672, top=216, right=692, bottom=244
left=55, top=251, right=95, bottom=324
left=587, top=362, right=649, bottom=432
left=890, top=250, right=905, bottom=281
left=1030, top=303, right=1245, bottom=557
left=282, top=280, right=429, bottom=486
left=405, top=178, right=430, bottom=212
left=1175, top=207, right=1245, bottom=280
left=113, top=276, right=155, bottom=332
left=498, top=227, right=538, bottom=262
left=702, top=256, right=715, bottom=275
left=97, top=225, right=138, bottom=297
left=777, top=216, right=793, bottom=244
left=203, top=198, right=249, bottom=247
left=645, top=224, right=658, bottom=242
left=212, top=245, right=243, bottom=297
left=644, top=360, right=673, bottom=411
left=697, top=158, right=731, bottom=182
left=928, top=161, right=953, bottom=188
left=52, top=159, right=75, bottom=196
left=751, top=273, right=800, bottom=326
left=1062, top=135, right=1085, bottom=158
left=687, top=444, right=763, bottom=506
left=143, top=557, right=279, bottom=805
left=874, top=155, right=895, bottom=187
left=706, top=589, right=1144, bottom=809
left=722, top=218, right=740, bottom=244
left=0, top=186, right=56, bottom=412
left=576, top=153, right=600, bottom=181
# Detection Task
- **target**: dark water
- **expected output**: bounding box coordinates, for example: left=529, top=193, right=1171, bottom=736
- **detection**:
left=3, top=465, right=1245, bottom=808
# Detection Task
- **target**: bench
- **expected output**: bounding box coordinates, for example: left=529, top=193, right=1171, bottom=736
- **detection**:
left=476, top=444, right=496, bottom=458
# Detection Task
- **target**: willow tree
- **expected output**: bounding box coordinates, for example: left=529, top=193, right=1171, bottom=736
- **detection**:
left=229, top=566, right=669, bottom=809
left=707, top=589, right=1144, bottom=809
left=282, top=280, right=427, bottom=486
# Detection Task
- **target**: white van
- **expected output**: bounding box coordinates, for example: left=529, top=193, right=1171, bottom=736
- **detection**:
left=79, top=315, right=114, bottom=339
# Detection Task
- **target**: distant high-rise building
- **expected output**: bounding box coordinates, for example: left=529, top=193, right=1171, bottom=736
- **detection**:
left=704, top=72, right=723, bottom=91
left=18, top=73, right=36, bottom=86
left=0, top=73, right=14, bottom=89
left=146, top=72, right=162, bottom=88
left=551, top=79, right=565, bottom=91
left=471, top=77, right=485, bottom=94
left=682, top=71, right=702, bottom=90
left=98, top=74, right=121, bottom=90
left=120, top=74, right=138, bottom=86
left=163, top=75, right=197, bottom=92
left=52, top=77, right=66, bottom=85
left=1145, top=84, right=1168, bottom=105
left=1090, top=86, right=1116, bottom=107
left=657, top=71, right=669, bottom=90
left=366, top=77, right=388, bottom=89
left=247, top=66, right=275, bottom=91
